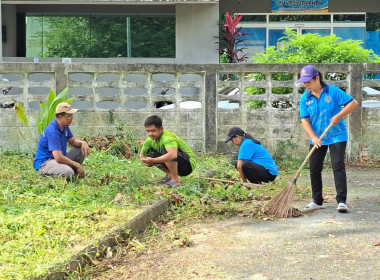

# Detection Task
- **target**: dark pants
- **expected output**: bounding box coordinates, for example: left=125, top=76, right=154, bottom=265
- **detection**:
left=238, top=161, right=277, bottom=184
left=147, top=148, right=193, bottom=176
left=309, top=141, right=347, bottom=205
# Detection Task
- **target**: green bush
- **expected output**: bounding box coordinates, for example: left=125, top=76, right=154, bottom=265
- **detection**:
left=251, top=28, right=380, bottom=63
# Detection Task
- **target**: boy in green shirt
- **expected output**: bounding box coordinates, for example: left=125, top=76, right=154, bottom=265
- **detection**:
left=140, top=115, right=196, bottom=187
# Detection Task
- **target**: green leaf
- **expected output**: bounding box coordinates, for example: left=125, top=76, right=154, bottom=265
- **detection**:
left=32, top=87, right=73, bottom=135
left=14, top=102, right=28, bottom=126
left=46, top=88, right=56, bottom=108
left=36, top=111, right=44, bottom=135
left=37, top=229, right=46, bottom=236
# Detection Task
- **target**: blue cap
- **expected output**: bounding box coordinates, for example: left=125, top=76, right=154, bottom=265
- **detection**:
left=297, top=65, right=319, bottom=83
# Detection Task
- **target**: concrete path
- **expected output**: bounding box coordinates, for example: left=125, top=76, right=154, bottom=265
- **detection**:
left=94, top=168, right=380, bottom=280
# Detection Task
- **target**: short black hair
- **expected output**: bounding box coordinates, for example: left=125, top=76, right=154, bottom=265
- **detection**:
left=144, top=115, right=162, bottom=128
left=55, top=112, right=67, bottom=118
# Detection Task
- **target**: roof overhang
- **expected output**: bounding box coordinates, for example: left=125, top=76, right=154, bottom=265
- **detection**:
left=2, top=0, right=219, bottom=4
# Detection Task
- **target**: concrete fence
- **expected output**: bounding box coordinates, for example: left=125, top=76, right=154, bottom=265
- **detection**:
left=0, top=63, right=379, bottom=160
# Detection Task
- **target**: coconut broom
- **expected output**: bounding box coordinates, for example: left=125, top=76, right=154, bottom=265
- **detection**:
left=262, top=123, right=333, bottom=218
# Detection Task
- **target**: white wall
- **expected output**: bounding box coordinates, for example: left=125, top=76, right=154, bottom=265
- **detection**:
left=176, top=3, right=219, bottom=64
left=1, top=5, right=17, bottom=57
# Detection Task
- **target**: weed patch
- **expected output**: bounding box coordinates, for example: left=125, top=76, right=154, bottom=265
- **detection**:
left=0, top=149, right=310, bottom=279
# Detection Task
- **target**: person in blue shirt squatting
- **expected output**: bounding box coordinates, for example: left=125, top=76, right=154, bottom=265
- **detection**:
left=33, top=102, right=91, bottom=179
left=224, top=127, right=278, bottom=184
left=298, top=65, right=358, bottom=213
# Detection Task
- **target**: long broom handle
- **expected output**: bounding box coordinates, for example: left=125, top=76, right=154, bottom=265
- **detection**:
left=205, top=177, right=266, bottom=188
left=293, top=123, right=334, bottom=182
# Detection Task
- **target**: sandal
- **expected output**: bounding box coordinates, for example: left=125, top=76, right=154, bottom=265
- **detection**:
left=164, top=180, right=178, bottom=188
left=160, top=176, right=170, bottom=183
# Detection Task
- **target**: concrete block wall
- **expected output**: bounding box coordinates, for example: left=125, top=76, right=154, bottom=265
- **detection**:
left=1, top=63, right=380, bottom=160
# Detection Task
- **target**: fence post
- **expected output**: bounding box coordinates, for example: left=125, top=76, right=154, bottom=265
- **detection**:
left=205, top=70, right=217, bottom=153
left=54, top=63, right=68, bottom=93
left=347, top=63, right=363, bottom=161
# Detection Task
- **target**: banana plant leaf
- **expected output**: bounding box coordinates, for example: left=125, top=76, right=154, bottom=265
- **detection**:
left=37, top=87, right=73, bottom=135
left=14, top=101, right=28, bottom=127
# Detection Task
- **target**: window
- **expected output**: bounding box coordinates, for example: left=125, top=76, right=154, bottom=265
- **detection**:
left=269, top=14, right=330, bottom=22
left=25, top=13, right=175, bottom=58
left=236, top=13, right=376, bottom=56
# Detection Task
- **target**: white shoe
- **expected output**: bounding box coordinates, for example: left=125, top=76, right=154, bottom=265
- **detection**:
left=337, top=202, right=348, bottom=213
left=304, top=202, right=324, bottom=210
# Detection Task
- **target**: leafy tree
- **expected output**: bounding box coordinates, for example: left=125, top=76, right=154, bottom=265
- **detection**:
left=40, top=16, right=127, bottom=58
left=366, top=13, right=380, bottom=31
left=130, top=17, right=175, bottom=58
left=39, top=15, right=174, bottom=58
left=251, top=28, right=380, bottom=63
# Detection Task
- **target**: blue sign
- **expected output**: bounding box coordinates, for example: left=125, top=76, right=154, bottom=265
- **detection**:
left=272, top=0, right=328, bottom=12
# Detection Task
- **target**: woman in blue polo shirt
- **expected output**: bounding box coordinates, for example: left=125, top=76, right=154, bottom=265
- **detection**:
left=225, top=127, right=278, bottom=184
left=298, top=65, right=358, bottom=213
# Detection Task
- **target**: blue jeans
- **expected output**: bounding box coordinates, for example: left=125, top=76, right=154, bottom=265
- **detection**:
left=309, top=141, right=347, bottom=205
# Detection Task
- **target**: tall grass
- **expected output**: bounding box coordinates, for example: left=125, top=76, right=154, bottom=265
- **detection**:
left=0, top=149, right=307, bottom=279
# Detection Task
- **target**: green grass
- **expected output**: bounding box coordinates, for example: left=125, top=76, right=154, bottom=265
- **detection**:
left=0, top=149, right=310, bottom=279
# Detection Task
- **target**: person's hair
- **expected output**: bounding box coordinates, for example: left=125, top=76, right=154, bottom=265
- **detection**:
left=313, top=71, right=327, bottom=87
left=144, top=115, right=162, bottom=128
left=55, top=112, right=67, bottom=118
left=235, top=128, right=261, bottom=145
left=245, top=132, right=261, bottom=145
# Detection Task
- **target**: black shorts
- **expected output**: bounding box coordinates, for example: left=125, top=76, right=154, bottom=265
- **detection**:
left=146, top=148, right=193, bottom=176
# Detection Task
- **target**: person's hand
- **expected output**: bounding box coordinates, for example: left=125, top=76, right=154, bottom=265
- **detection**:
left=76, top=164, right=85, bottom=178
left=330, top=115, right=341, bottom=126
left=140, top=156, right=154, bottom=167
left=81, top=141, right=91, bottom=157
left=311, top=136, right=322, bottom=148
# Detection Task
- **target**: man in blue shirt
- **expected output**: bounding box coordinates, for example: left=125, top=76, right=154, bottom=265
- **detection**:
left=298, top=65, right=358, bottom=213
left=34, top=102, right=91, bottom=179
left=225, top=127, right=278, bottom=184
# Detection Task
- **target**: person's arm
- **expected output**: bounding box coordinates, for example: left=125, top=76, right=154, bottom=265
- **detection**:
left=68, top=137, right=91, bottom=157
left=236, top=160, right=247, bottom=182
left=140, top=147, right=177, bottom=167
left=330, top=99, right=359, bottom=125
left=51, top=150, right=85, bottom=178
left=301, top=118, right=322, bottom=148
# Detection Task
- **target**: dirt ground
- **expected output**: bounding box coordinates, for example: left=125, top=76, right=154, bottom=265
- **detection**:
left=90, top=167, right=380, bottom=280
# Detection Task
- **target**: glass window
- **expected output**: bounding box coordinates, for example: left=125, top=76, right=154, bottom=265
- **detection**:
left=301, top=29, right=331, bottom=36
left=269, top=29, right=288, bottom=48
left=25, top=13, right=175, bottom=58
left=269, top=15, right=330, bottom=22
left=333, top=14, right=365, bottom=23
left=334, top=27, right=365, bottom=41
left=366, top=31, right=380, bottom=56
left=366, top=13, right=380, bottom=31
left=237, top=28, right=266, bottom=57
left=240, top=15, right=267, bottom=23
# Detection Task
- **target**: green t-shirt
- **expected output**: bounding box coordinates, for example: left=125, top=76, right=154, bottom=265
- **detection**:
left=141, top=129, right=196, bottom=170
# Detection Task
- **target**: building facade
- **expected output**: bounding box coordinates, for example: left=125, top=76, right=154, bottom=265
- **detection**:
left=1, top=0, right=379, bottom=63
